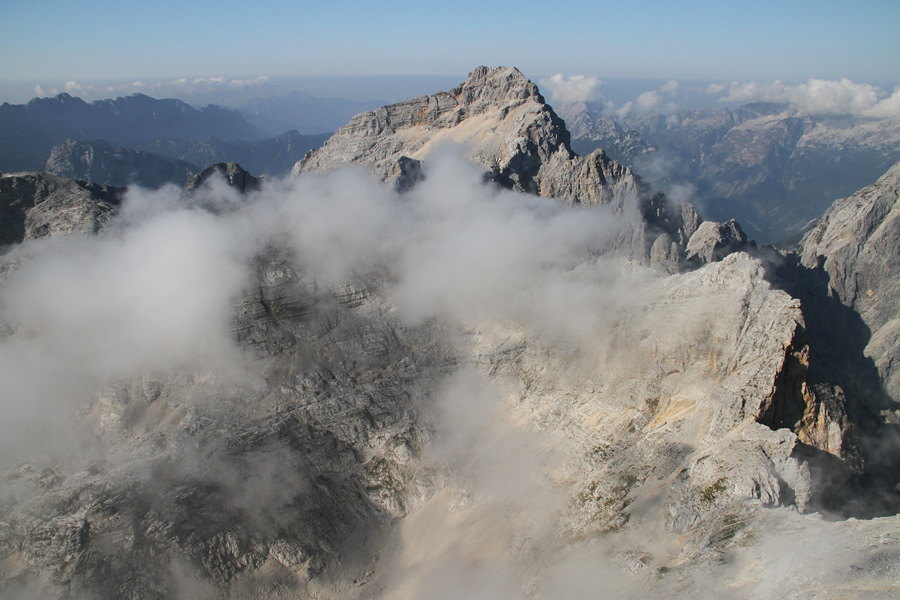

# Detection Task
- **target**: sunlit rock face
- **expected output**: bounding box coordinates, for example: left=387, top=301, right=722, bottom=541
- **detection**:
left=297, top=66, right=700, bottom=267
left=1, top=68, right=899, bottom=600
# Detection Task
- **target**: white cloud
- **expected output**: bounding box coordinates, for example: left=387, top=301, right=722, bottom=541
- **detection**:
left=710, top=77, right=900, bottom=118
left=230, top=76, right=269, bottom=87
left=615, top=89, right=678, bottom=118
left=864, top=86, right=900, bottom=119
left=61, top=80, right=94, bottom=94
left=539, top=74, right=604, bottom=104
left=192, top=76, right=224, bottom=85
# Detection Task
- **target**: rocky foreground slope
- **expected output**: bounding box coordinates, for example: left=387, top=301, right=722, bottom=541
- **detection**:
left=0, top=171, right=122, bottom=247
left=1, top=69, right=900, bottom=599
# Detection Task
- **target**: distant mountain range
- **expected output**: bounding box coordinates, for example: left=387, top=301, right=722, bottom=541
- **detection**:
left=0, top=93, right=332, bottom=186
left=238, top=91, right=382, bottom=136
left=6, top=88, right=900, bottom=245
left=561, top=101, right=900, bottom=243
left=0, top=93, right=268, bottom=172
left=43, top=139, right=199, bottom=188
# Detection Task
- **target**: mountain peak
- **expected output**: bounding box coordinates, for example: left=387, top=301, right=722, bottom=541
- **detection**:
left=295, top=65, right=570, bottom=183
left=452, top=65, right=542, bottom=105
left=296, top=66, right=698, bottom=264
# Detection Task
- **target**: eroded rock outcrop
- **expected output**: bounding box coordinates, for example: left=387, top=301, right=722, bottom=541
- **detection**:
left=0, top=171, right=122, bottom=246
left=182, top=162, right=260, bottom=196
left=685, top=218, right=750, bottom=264
left=786, top=161, right=900, bottom=507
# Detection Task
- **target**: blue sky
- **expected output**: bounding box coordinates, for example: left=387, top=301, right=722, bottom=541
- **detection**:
left=2, top=0, right=899, bottom=96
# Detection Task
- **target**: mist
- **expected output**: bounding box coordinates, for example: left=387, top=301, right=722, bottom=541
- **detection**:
left=709, top=77, right=900, bottom=118
left=0, top=150, right=892, bottom=599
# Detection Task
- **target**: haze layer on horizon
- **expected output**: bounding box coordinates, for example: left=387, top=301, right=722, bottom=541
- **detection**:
left=4, top=0, right=899, bottom=91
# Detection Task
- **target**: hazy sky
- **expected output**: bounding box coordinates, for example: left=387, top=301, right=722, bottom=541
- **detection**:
left=3, top=0, right=899, bottom=90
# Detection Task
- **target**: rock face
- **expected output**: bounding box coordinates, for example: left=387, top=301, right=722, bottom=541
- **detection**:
left=685, top=218, right=750, bottom=264
left=297, top=66, right=699, bottom=263
left=182, top=162, right=260, bottom=196
left=44, top=139, right=198, bottom=188
left=0, top=171, right=122, bottom=246
left=797, top=161, right=900, bottom=414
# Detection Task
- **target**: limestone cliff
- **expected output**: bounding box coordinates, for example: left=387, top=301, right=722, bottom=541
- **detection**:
left=797, top=161, right=900, bottom=428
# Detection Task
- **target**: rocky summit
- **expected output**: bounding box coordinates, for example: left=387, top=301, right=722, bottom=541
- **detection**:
left=297, top=66, right=700, bottom=267
left=1, top=68, right=900, bottom=599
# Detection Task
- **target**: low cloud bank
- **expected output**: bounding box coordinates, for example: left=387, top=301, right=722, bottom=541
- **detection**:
left=710, top=77, right=900, bottom=118
left=539, top=74, right=604, bottom=104
left=0, top=150, right=634, bottom=464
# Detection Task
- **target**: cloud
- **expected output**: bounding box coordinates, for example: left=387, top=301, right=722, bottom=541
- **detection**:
left=229, top=76, right=270, bottom=88
left=864, top=86, right=900, bottom=119
left=539, top=74, right=604, bottom=104
left=0, top=151, right=633, bottom=464
left=616, top=91, right=678, bottom=118
left=611, top=80, right=682, bottom=118
left=710, top=77, right=900, bottom=118
left=0, top=185, right=263, bottom=462
left=192, top=76, right=225, bottom=85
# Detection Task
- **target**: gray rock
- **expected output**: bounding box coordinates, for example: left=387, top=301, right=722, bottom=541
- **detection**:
left=0, top=171, right=121, bottom=246
left=182, top=162, right=260, bottom=196
left=44, top=139, right=198, bottom=188
left=685, top=218, right=749, bottom=264
left=798, top=161, right=900, bottom=333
